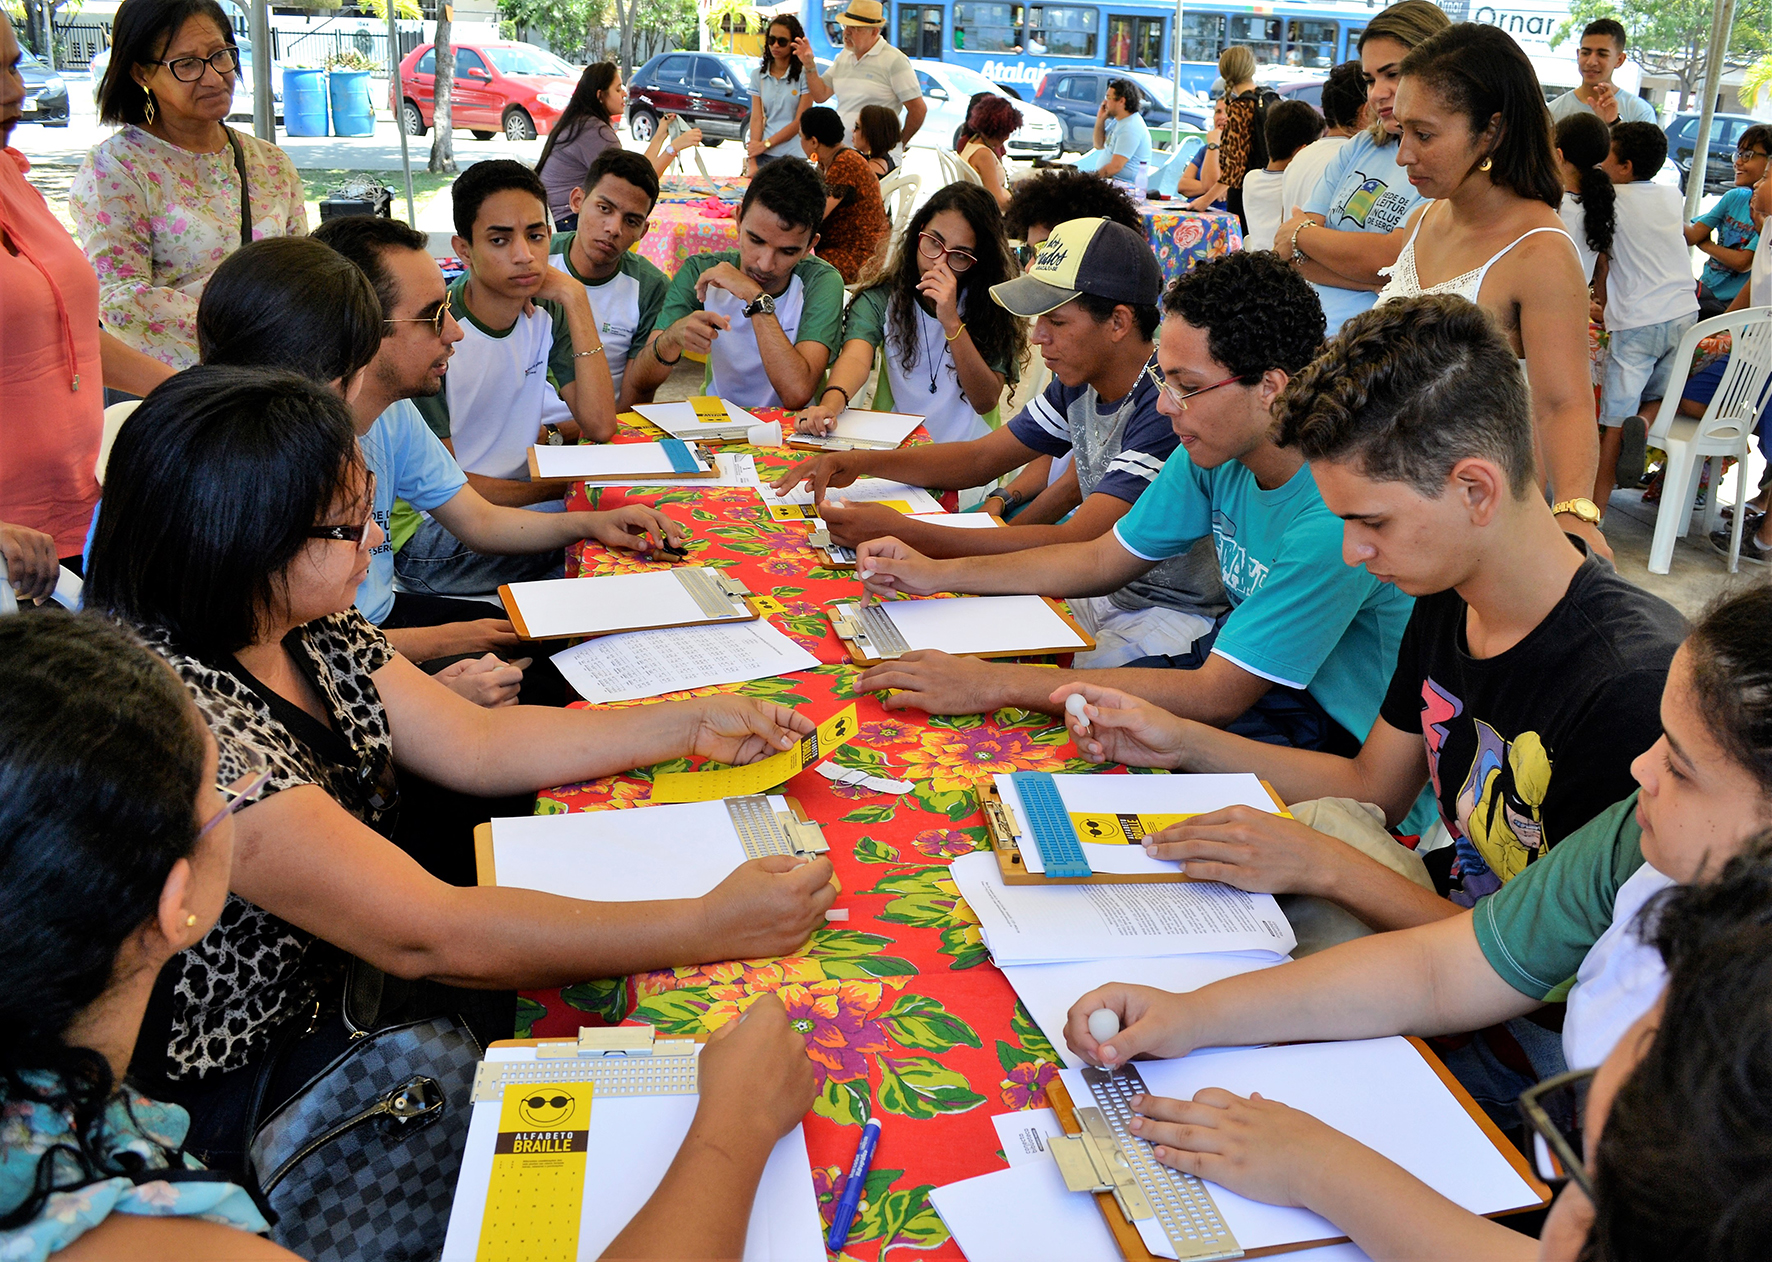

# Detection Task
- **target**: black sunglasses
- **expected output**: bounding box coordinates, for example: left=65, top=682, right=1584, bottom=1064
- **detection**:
left=305, top=472, right=378, bottom=548
left=768, top=35, right=793, bottom=45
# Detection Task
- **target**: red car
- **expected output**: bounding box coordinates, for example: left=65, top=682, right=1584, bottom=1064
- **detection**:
left=393, top=41, right=581, bottom=142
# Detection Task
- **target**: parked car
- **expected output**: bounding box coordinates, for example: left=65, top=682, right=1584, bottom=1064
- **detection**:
left=90, top=35, right=282, bottom=123
left=910, top=59, right=1064, bottom=160
left=1031, top=67, right=1208, bottom=154
left=1667, top=112, right=1760, bottom=195
left=395, top=41, right=579, bottom=142
left=625, top=50, right=757, bottom=146
left=15, top=44, right=68, bottom=126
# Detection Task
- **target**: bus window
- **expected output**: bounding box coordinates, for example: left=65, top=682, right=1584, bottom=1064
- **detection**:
left=1284, top=19, right=1337, bottom=69
left=1107, top=14, right=1164, bottom=71
left=1177, top=12, right=1222, bottom=62
left=1226, top=14, right=1281, bottom=67
left=898, top=4, right=944, bottom=57
left=953, top=2, right=1021, bottom=52
left=1031, top=6, right=1099, bottom=58
left=824, top=1, right=847, bottom=45
left=1348, top=27, right=1365, bottom=53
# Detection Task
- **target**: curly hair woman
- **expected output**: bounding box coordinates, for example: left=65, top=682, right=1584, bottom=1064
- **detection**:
left=795, top=182, right=1024, bottom=443
left=957, top=93, right=1023, bottom=210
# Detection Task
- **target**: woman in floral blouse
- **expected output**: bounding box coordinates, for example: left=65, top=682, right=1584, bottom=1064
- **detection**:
left=71, top=0, right=305, bottom=369
left=797, top=105, right=888, bottom=283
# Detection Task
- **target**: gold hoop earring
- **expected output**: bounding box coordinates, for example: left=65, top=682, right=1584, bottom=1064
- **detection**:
left=1478, top=156, right=1493, bottom=172
left=144, top=86, right=156, bottom=125
left=185, top=913, right=198, bottom=927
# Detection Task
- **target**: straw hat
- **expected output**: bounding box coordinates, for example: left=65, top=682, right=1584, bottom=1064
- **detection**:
left=833, top=0, right=886, bottom=26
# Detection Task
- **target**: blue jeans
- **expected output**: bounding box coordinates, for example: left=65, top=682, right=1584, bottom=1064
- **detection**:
left=393, top=517, right=563, bottom=597
left=1432, top=1017, right=1568, bottom=1137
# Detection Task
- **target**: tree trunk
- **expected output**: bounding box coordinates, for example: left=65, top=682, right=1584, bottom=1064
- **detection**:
left=429, top=8, right=456, bottom=173
left=610, top=0, right=637, bottom=76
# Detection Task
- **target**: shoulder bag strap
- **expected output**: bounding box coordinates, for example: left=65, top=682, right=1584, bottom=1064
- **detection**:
left=225, top=125, right=252, bottom=248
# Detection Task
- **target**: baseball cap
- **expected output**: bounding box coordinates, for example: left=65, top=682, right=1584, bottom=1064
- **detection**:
left=989, top=217, right=1163, bottom=318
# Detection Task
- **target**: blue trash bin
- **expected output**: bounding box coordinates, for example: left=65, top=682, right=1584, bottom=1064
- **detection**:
left=328, top=69, right=374, bottom=137
left=284, top=67, right=329, bottom=137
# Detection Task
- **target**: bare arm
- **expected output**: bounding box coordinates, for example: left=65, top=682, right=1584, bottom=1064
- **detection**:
left=794, top=338, right=877, bottom=434
left=970, top=148, right=1012, bottom=210
left=772, top=423, right=1040, bottom=499
left=1507, top=237, right=1602, bottom=537
left=830, top=489, right=1135, bottom=555
left=58, top=1214, right=300, bottom=1261
left=899, top=97, right=926, bottom=147
left=540, top=268, right=619, bottom=443
left=462, top=470, right=570, bottom=508
left=1286, top=215, right=1408, bottom=287
left=383, top=620, right=522, bottom=664
left=1012, top=460, right=1083, bottom=523
left=98, top=328, right=176, bottom=397
left=795, top=38, right=832, bottom=102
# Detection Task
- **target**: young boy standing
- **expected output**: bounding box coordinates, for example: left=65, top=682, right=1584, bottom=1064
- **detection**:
left=1592, top=123, right=1700, bottom=509
left=1547, top=18, right=1658, bottom=126
left=547, top=148, right=670, bottom=405
left=1685, top=125, right=1770, bottom=317
left=1244, top=99, right=1325, bottom=253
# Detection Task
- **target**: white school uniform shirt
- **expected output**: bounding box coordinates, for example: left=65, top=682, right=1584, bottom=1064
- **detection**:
left=705, top=277, right=809, bottom=409
left=1563, top=862, right=1677, bottom=1069
left=445, top=299, right=573, bottom=511
left=547, top=240, right=666, bottom=400
left=1280, top=134, right=1345, bottom=221
left=1559, top=195, right=1598, bottom=282
left=1240, top=168, right=1287, bottom=254
left=1753, top=231, right=1772, bottom=308
left=1605, top=182, right=1702, bottom=332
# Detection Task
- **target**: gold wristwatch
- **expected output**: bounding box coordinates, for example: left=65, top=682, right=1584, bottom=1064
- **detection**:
left=1551, top=497, right=1602, bottom=526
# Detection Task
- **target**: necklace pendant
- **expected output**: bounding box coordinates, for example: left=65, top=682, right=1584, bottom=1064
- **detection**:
left=929, top=380, right=938, bottom=394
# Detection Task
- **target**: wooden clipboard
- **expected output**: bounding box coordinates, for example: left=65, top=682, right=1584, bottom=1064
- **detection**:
left=829, top=596, right=1096, bottom=667
left=1044, top=1037, right=1551, bottom=1260
left=979, top=778, right=1289, bottom=885
left=497, top=571, right=762, bottom=641
left=472, top=795, right=820, bottom=888
left=523, top=444, right=719, bottom=482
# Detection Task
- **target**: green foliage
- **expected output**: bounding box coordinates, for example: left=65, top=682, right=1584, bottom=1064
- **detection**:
left=358, top=0, right=423, bottom=18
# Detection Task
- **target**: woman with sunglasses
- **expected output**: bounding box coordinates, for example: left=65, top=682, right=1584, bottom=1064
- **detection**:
left=71, top=0, right=306, bottom=369
left=1059, top=584, right=1772, bottom=1260
left=0, top=611, right=295, bottom=1258
left=747, top=16, right=811, bottom=177
left=795, top=182, right=1024, bottom=444
left=84, top=366, right=835, bottom=1176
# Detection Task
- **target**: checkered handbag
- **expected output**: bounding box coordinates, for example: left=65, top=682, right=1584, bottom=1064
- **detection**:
left=248, top=1015, right=482, bottom=1261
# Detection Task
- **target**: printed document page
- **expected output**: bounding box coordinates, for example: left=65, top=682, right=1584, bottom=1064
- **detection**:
left=551, top=619, right=818, bottom=703
left=947, top=851, right=1296, bottom=964
left=530, top=441, right=712, bottom=480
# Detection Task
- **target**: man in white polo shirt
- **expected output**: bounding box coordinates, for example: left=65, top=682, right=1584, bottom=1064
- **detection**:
left=795, top=0, right=925, bottom=148
left=548, top=148, right=670, bottom=405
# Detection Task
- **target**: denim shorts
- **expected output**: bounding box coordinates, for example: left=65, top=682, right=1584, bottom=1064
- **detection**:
left=1601, top=312, right=1699, bottom=426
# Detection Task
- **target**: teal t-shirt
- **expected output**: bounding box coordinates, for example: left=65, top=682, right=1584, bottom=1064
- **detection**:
left=1472, top=793, right=1646, bottom=1002
left=1112, top=450, right=1415, bottom=743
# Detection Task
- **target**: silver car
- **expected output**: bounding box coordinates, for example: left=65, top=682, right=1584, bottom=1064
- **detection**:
left=910, top=59, right=1064, bottom=160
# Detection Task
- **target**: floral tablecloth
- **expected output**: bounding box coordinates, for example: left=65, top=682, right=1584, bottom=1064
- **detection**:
left=1137, top=205, right=1244, bottom=287
left=635, top=179, right=749, bottom=277
left=518, top=413, right=1128, bottom=1259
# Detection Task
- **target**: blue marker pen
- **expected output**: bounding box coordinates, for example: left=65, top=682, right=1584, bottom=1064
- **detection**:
left=825, top=1116, right=882, bottom=1253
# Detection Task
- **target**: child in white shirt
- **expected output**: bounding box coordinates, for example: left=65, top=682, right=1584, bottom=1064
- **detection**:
left=1593, top=122, right=1700, bottom=507
left=1244, top=99, right=1325, bottom=254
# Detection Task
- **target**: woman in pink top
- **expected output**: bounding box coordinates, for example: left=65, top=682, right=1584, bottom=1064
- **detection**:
left=1, top=21, right=171, bottom=594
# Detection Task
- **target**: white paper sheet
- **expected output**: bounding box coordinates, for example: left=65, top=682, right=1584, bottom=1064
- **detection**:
left=757, top=477, right=943, bottom=516
left=1055, top=1037, right=1539, bottom=1253
left=543, top=451, right=761, bottom=489
left=487, top=796, right=790, bottom=901
left=442, top=1046, right=825, bottom=1261
left=633, top=399, right=764, bottom=436
left=994, top=773, right=1282, bottom=876
left=991, top=1107, right=1065, bottom=1166
left=870, top=595, right=1088, bottom=656
left=931, top=1160, right=1375, bottom=1262
left=808, top=407, right=926, bottom=447
left=947, top=851, right=1296, bottom=965
left=503, top=569, right=733, bottom=640
left=530, top=441, right=713, bottom=480
left=999, top=954, right=1287, bottom=1068
left=550, top=619, right=818, bottom=703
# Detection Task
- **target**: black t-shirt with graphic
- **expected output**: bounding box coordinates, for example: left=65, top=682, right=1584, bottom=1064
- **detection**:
left=1378, top=549, right=1686, bottom=904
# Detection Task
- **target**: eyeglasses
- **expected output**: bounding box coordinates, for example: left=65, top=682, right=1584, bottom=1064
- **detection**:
left=1517, top=1066, right=1597, bottom=1202
left=1145, top=361, right=1244, bottom=410
left=152, top=46, right=241, bottom=83
left=918, top=231, right=978, bottom=273
left=198, top=750, right=272, bottom=839
left=768, top=35, right=793, bottom=45
left=1013, top=241, right=1038, bottom=269
left=1738, top=148, right=1770, bottom=161
left=305, top=472, right=377, bottom=549
left=385, top=295, right=454, bottom=337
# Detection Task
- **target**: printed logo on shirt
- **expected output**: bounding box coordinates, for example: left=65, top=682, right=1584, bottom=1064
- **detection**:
left=370, top=507, right=392, bottom=558
left=525, top=354, right=547, bottom=378
left=1333, top=171, right=1413, bottom=234
left=1419, top=677, right=1553, bottom=899
left=1211, top=518, right=1269, bottom=602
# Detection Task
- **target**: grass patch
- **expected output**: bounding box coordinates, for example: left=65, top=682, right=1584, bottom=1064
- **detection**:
left=300, top=167, right=456, bottom=228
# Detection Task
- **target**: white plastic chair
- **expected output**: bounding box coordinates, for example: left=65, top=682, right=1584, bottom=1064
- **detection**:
left=934, top=146, right=984, bottom=189
left=95, top=399, right=141, bottom=486
left=878, top=170, right=922, bottom=236
left=1643, top=306, right=1772, bottom=574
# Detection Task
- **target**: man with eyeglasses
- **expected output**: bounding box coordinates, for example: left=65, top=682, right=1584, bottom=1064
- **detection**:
left=1684, top=124, right=1771, bottom=317
left=775, top=217, right=1227, bottom=674
left=841, top=245, right=1413, bottom=762
left=305, top=217, right=681, bottom=706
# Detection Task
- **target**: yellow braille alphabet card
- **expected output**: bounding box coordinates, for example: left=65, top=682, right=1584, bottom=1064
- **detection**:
left=475, top=1081, right=595, bottom=1261
left=649, top=703, right=860, bottom=803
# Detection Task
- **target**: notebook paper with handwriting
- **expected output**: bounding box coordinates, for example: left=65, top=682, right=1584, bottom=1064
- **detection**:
left=549, top=619, right=818, bottom=704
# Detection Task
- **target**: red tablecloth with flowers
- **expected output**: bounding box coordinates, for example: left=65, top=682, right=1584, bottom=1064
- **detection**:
left=515, top=411, right=1126, bottom=1259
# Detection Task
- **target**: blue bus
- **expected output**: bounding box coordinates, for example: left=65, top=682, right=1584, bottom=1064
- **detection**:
left=798, top=0, right=1381, bottom=98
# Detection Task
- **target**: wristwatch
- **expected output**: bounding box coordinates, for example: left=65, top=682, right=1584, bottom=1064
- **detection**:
left=743, top=292, right=777, bottom=319
left=1551, top=498, right=1602, bottom=526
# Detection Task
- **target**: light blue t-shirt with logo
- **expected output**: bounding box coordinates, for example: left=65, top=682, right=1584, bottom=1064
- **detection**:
left=1112, top=448, right=1415, bottom=744
left=1303, top=130, right=1426, bottom=332
left=357, top=398, right=468, bottom=624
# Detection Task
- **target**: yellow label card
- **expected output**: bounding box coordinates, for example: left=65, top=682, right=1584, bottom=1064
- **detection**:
left=767, top=501, right=915, bottom=522
left=749, top=595, right=787, bottom=616
left=650, top=703, right=860, bottom=803
left=1070, top=812, right=1196, bottom=844
left=476, top=1081, right=595, bottom=1261
left=691, top=396, right=734, bottom=422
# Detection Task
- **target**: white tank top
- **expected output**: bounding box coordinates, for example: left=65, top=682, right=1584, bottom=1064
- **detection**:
left=1376, top=203, right=1577, bottom=306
